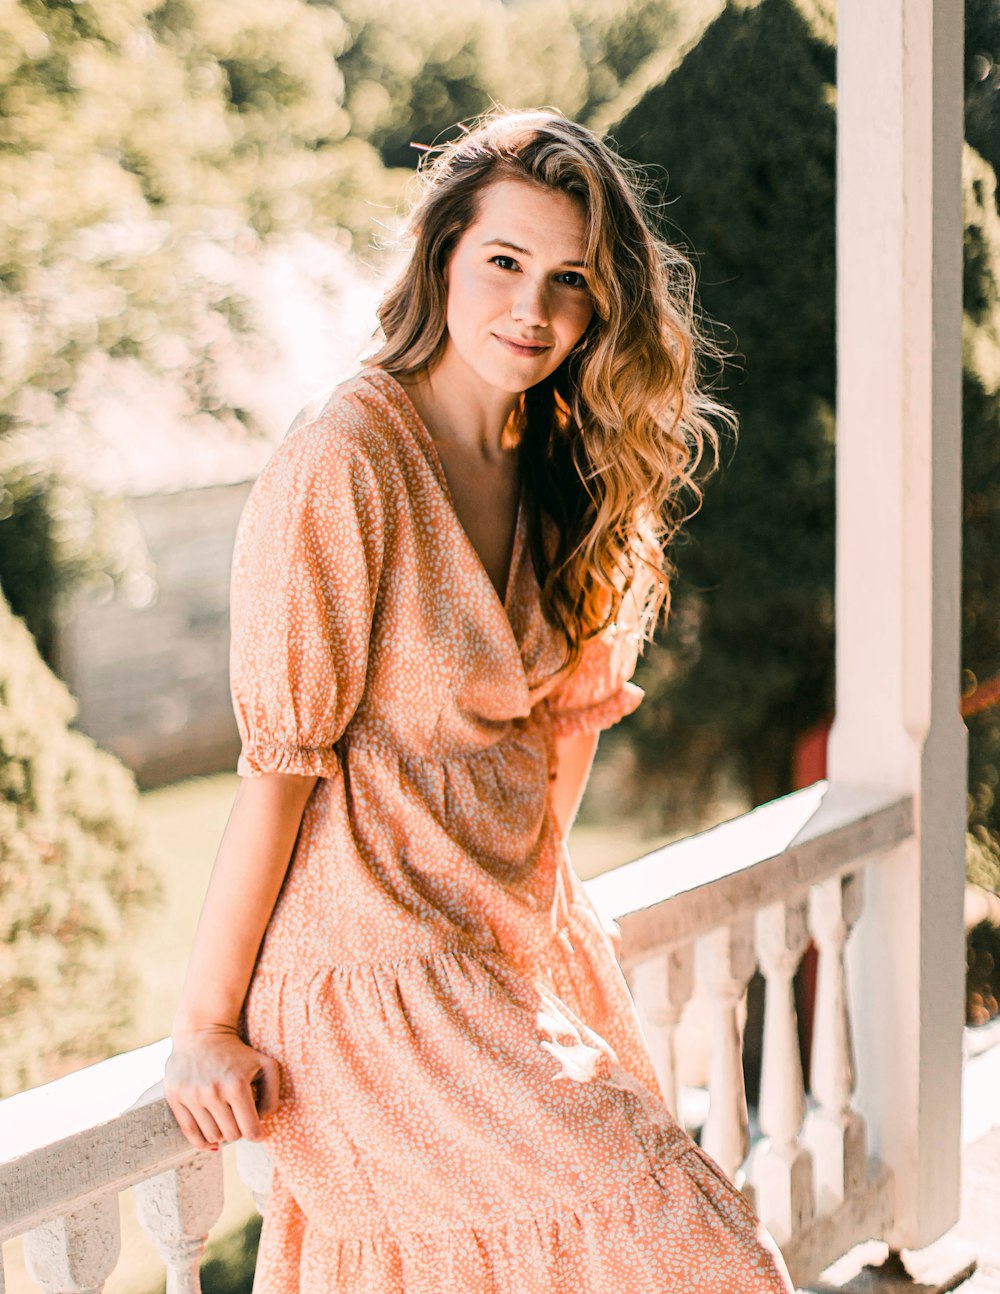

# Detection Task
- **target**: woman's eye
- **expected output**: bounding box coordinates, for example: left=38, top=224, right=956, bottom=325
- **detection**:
left=557, top=271, right=588, bottom=290
left=490, top=255, right=519, bottom=271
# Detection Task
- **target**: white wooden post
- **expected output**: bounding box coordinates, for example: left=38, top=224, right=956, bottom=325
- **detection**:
left=832, top=0, right=966, bottom=1250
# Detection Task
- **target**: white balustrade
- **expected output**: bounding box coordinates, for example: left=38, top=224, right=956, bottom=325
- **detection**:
left=0, top=782, right=918, bottom=1291
left=698, top=918, right=756, bottom=1191
left=235, top=1139, right=274, bottom=1216
left=23, top=1193, right=121, bottom=1294
left=627, top=944, right=694, bottom=1117
left=588, top=780, right=908, bottom=1283
left=803, top=870, right=868, bottom=1215
left=135, top=1155, right=224, bottom=1294
left=750, top=893, right=814, bottom=1245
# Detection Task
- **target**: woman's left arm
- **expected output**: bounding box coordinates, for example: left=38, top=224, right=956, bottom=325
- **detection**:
left=550, top=730, right=601, bottom=840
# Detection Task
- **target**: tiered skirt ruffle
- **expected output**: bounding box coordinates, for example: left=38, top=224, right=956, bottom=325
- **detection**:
left=242, top=909, right=792, bottom=1293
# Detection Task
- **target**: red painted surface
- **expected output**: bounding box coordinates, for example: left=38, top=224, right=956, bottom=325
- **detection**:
left=791, top=717, right=832, bottom=1091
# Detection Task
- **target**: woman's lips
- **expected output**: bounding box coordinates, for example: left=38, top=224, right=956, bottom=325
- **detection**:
left=493, top=333, right=551, bottom=358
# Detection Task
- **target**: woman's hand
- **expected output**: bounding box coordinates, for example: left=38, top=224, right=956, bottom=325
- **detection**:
left=164, top=1023, right=281, bottom=1151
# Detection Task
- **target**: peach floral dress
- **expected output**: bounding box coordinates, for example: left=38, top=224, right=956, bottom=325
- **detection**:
left=230, top=367, right=793, bottom=1293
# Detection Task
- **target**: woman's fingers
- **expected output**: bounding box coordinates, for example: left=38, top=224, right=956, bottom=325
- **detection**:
left=167, top=1096, right=216, bottom=1151
left=229, top=1053, right=282, bottom=1139
left=189, top=1104, right=227, bottom=1148
left=164, top=1037, right=284, bottom=1150
left=254, top=1055, right=282, bottom=1118
left=206, top=1093, right=244, bottom=1145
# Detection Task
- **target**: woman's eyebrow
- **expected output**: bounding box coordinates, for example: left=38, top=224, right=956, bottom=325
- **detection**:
left=481, top=237, right=588, bottom=269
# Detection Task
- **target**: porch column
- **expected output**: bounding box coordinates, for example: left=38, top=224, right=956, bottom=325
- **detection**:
left=829, top=0, right=966, bottom=1251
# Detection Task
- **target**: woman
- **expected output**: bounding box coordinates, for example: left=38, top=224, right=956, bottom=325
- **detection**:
left=165, top=107, right=794, bottom=1293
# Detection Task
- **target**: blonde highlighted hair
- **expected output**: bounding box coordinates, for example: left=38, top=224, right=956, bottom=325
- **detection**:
left=369, top=106, right=735, bottom=673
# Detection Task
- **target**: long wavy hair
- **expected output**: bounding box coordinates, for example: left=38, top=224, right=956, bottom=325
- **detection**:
left=368, top=106, right=736, bottom=674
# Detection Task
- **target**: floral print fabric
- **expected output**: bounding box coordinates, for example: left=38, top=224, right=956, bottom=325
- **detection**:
left=230, top=367, right=793, bottom=1292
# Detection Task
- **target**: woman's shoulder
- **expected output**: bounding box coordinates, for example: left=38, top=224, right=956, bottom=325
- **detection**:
left=235, top=374, right=398, bottom=562
left=232, top=380, right=383, bottom=549
left=277, top=368, right=403, bottom=475
left=247, top=369, right=418, bottom=519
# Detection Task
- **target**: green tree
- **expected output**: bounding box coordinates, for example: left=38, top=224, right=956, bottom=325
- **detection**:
left=966, top=0, right=1000, bottom=194
left=0, top=0, right=388, bottom=437
left=612, top=0, right=837, bottom=817
left=961, top=145, right=1000, bottom=840
left=608, top=0, right=1000, bottom=844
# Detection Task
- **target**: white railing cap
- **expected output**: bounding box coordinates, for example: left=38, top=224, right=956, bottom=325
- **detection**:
left=1, top=1039, right=170, bottom=1165
left=0, top=1038, right=197, bottom=1239
left=585, top=780, right=913, bottom=964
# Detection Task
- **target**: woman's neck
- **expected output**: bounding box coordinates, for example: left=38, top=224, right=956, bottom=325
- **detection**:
left=400, top=349, right=521, bottom=463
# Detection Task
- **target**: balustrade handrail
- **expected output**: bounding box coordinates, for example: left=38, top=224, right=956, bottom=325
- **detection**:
left=587, top=779, right=914, bottom=967
left=0, top=1040, right=193, bottom=1241
left=0, top=776, right=918, bottom=1290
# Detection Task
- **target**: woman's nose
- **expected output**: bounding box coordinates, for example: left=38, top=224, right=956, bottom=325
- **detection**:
left=511, top=278, right=550, bottom=326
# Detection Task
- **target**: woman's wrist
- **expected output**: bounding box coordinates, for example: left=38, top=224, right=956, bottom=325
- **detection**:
left=171, top=1012, right=243, bottom=1040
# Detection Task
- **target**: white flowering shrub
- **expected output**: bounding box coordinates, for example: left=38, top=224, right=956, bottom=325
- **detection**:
left=0, top=588, right=160, bottom=1097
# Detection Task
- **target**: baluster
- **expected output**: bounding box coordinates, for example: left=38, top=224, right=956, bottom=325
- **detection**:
left=749, top=894, right=815, bottom=1246
left=236, top=1138, right=274, bottom=1216
left=135, top=1153, right=224, bottom=1294
left=23, top=1193, right=121, bottom=1294
left=697, top=918, right=756, bottom=1190
left=628, top=945, right=694, bottom=1117
left=803, top=869, right=867, bottom=1214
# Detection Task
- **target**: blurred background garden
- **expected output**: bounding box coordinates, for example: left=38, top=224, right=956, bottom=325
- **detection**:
left=3, top=0, right=1000, bottom=1288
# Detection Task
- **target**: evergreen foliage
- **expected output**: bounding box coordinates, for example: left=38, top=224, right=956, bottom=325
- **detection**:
left=967, top=0, right=1000, bottom=192
left=609, top=0, right=1000, bottom=842
left=612, top=0, right=837, bottom=815
left=963, top=148, right=1000, bottom=839
left=0, top=588, right=160, bottom=1098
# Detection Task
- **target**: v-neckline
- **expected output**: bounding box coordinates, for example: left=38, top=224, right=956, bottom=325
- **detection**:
left=370, top=367, right=525, bottom=617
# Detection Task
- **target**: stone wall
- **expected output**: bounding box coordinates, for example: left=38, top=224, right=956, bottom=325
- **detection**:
left=54, top=481, right=253, bottom=788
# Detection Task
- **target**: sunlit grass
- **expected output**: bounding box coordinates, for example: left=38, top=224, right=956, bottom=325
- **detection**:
left=130, top=773, right=242, bottom=1046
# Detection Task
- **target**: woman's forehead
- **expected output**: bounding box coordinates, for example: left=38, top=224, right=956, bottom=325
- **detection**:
left=464, top=178, right=589, bottom=262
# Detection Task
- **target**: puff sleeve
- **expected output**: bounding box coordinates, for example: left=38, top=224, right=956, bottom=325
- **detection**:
left=229, top=415, right=384, bottom=778
left=544, top=585, right=647, bottom=738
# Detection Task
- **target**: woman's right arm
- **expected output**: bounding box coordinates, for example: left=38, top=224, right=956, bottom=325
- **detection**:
left=178, top=412, right=383, bottom=1149
left=164, top=771, right=317, bottom=1150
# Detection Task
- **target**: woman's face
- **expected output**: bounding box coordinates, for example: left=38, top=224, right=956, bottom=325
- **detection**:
left=439, top=177, right=595, bottom=395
